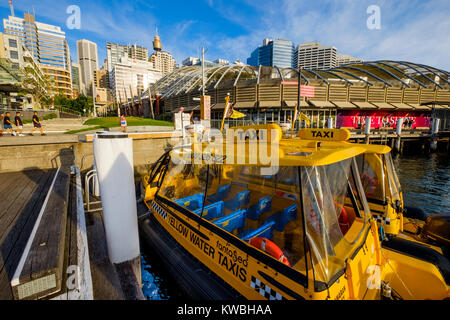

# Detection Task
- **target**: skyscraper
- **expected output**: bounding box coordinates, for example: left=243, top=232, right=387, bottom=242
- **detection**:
left=294, top=42, right=337, bottom=70
left=247, top=48, right=259, bottom=66
left=77, top=39, right=98, bottom=95
left=149, top=32, right=176, bottom=76
left=106, top=42, right=149, bottom=88
left=3, top=13, right=72, bottom=97
left=246, top=39, right=294, bottom=68
left=110, top=56, right=162, bottom=103
left=71, top=62, right=81, bottom=98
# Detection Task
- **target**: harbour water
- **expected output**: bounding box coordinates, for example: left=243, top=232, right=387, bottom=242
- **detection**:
left=140, top=152, right=450, bottom=300
left=393, top=152, right=450, bottom=216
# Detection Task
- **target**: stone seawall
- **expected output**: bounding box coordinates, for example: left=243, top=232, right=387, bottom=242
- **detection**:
left=0, top=135, right=181, bottom=176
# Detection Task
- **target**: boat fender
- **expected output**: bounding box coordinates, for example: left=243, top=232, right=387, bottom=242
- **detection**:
left=404, top=206, right=428, bottom=221
left=249, top=237, right=290, bottom=267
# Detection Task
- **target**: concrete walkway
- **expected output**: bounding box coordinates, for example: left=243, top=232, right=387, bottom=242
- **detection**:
left=1, top=117, right=97, bottom=136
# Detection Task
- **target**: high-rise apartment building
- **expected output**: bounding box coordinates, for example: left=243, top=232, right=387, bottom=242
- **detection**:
left=337, top=53, right=363, bottom=67
left=71, top=62, right=81, bottom=98
left=148, top=33, right=176, bottom=76
left=106, top=42, right=149, bottom=88
left=128, top=43, right=148, bottom=61
left=77, top=39, right=98, bottom=95
left=3, top=13, right=72, bottom=97
left=246, top=39, right=294, bottom=68
left=94, top=69, right=109, bottom=89
left=93, top=69, right=113, bottom=105
left=294, top=42, right=337, bottom=70
left=0, top=32, right=48, bottom=107
left=110, top=56, right=162, bottom=102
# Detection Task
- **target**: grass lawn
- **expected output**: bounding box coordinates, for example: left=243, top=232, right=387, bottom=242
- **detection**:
left=83, top=117, right=173, bottom=127
left=64, top=117, right=173, bottom=134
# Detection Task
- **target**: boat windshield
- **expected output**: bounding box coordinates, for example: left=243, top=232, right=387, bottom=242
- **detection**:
left=383, top=153, right=401, bottom=202
left=355, top=153, right=386, bottom=203
left=157, top=155, right=370, bottom=285
left=301, top=158, right=370, bottom=284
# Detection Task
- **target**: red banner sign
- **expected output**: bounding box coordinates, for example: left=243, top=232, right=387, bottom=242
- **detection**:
left=336, top=110, right=431, bottom=129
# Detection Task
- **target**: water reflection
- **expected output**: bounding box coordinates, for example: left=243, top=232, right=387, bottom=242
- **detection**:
left=393, top=153, right=450, bottom=216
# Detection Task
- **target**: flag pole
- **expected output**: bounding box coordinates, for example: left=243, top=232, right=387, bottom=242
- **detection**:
left=220, top=94, right=230, bottom=133
left=290, top=104, right=297, bottom=138
left=297, top=65, right=302, bottom=131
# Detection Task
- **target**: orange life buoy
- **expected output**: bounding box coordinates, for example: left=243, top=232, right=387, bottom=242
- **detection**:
left=249, top=237, right=290, bottom=267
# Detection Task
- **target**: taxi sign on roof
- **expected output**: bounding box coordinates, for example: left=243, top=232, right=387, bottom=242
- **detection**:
left=298, top=128, right=351, bottom=141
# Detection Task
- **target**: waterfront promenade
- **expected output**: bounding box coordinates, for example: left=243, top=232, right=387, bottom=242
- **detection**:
left=0, top=124, right=180, bottom=299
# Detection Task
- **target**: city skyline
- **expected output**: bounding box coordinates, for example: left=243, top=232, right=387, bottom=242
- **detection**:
left=0, top=0, right=448, bottom=71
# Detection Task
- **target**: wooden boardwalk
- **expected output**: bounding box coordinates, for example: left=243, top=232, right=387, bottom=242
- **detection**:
left=0, top=169, right=56, bottom=299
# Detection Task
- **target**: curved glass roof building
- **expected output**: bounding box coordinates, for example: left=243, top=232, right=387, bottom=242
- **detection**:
left=144, top=60, right=449, bottom=111
left=121, top=60, right=450, bottom=130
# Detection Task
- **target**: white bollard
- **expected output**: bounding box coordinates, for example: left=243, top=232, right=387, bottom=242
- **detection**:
left=364, top=117, right=371, bottom=135
left=327, top=117, right=333, bottom=129
left=93, top=132, right=140, bottom=264
left=396, top=118, right=404, bottom=136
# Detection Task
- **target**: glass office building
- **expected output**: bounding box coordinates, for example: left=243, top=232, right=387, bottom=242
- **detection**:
left=246, top=48, right=259, bottom=66
left=246, top=39, right=294, bottom=68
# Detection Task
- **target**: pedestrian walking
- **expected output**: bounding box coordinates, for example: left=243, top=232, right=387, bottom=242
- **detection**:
left=2, top=112, right=16, bottom=136
left=14, top=111, right=24, bottom=136
left=29, top=111, right=46, bottom=136
left=119, top=115, right=127, bottom=133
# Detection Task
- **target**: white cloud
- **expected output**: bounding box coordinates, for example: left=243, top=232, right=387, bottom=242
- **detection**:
left=2, top=0, right=448, bottom=70
left=203, top=0, right=450, bottom=70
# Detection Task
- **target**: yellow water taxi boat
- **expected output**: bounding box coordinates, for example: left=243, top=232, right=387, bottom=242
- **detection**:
left=139, top=124, right=449, bottom=300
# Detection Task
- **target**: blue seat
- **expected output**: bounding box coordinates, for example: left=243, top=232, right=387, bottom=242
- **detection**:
left=262, top=204, right=298, bottom=232
left=193, top=201, right=224, bottom=220
left=224, top=190, right=250, bottom=211
left=246, top=196, right=272, bottom=220
left=213, top=209, right=246, bottom=233
left=278, top=204, right=297, bottom=231
left=207, top=184, right=231, bottom=202
left=174, top=193, right=204, bottom=211
left=239, top=221, right=276, bottom=241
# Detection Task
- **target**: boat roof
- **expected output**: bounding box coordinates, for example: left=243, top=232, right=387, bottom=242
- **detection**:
left=175, top=126, right=391, bottom=167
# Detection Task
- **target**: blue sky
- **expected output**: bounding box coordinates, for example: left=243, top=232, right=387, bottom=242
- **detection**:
left=0, top=0, right=449, bottom=70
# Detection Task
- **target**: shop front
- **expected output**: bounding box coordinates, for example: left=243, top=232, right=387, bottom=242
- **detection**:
left=336, top=110, right=432, bottom=129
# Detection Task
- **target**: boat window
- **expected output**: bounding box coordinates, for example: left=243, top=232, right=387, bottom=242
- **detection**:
left=355, top=154, right=385, bottom=203
left=204, top=164, right=307, bottom=273
left=161, top=159, right=308, bottom=272
left=159, top=162, right=209, bottom=207
left=301, top=158, right=370, bottom=284
left=383, top=153, right=401, bottom=202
